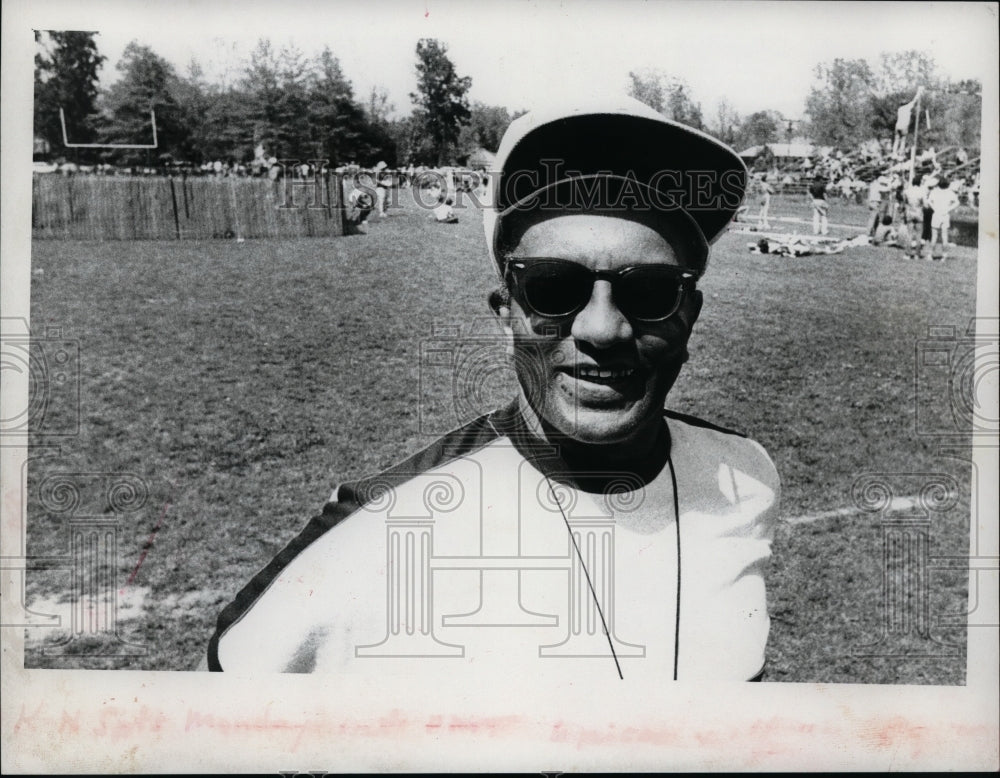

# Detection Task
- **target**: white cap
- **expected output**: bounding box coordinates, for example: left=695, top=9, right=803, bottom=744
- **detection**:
left=483, top=94, right=747, bottom=278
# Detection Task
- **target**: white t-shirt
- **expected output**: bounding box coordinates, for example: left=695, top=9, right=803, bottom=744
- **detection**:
left=926, top=187, right=959, bottom=228
left=209, top=405, right=780, bottom=682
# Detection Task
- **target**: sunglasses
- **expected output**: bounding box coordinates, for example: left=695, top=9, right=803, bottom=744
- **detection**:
left=504, top=258, right=698, bottom=323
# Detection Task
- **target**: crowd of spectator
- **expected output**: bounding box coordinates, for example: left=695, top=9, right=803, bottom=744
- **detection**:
left=341, top=162, right=491, bottom=234
left=746, top=137, right=980, bottom=208
left=738, top=135, right=977, bottom=260
left=34, top=134, right=980, bottom=257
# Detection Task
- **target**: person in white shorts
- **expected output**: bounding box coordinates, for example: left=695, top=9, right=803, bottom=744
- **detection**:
left=926, top=177, right=959, bottom=260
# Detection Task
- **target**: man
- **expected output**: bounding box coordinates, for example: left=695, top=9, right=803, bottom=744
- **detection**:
left=755, top=172, right=773, bottom=230
left=926, top=177, right=959, bottom=261
left=206, top=96, right=780, bottom=682
left=867, top=174, right=890, bottom=237
left=809, top=174, right=829, bottom=236
left=343, top=175, right=374, bottom=235
left=902, top=174, right=927, bottom=259
left=373, top=160, right=390, bottom=217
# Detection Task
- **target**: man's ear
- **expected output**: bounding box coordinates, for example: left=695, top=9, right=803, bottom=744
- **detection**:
left=488, top=288, right=516, bottom=354
left=683, top=288, right=703, bottom=334
left=489, top=288, right=512, bottom=327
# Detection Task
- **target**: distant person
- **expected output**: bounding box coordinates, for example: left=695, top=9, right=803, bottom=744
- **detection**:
left=344, top=176, right=375, bottom=235
left=809, top=175, right=829, bottom=236
left=926, top=178, right=959, bottom=260
left=374, top=161, right=390, bottom=217
left=867, top=175, right=889, bottom=237
left=871, top=213, right=898, bottom=247
left=920, top=169, right=939, bottom=256
left=431, top=195, right=459, bottom=224
left=837, top=175, right=854, bottom=204
left=755, top=174, right=773, bottom=230
left=903, top=174, right=927, bottom=259
left=950, top=177, right=966, bottom=205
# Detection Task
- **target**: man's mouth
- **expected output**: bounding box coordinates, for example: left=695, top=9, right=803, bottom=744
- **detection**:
left=572, top=366, right=636, bottom=384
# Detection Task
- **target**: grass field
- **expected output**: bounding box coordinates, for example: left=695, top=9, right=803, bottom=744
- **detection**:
left=24, top=191, right=978, bottom=682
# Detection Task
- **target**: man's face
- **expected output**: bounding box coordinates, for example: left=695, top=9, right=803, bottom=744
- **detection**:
left=497, top=212, right=702, bottom=447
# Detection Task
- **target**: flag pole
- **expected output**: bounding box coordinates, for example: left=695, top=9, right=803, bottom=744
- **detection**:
left=908, top=88, right=922, bottom=186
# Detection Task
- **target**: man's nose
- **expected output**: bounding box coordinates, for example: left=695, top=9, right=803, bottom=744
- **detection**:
left=570, top=280, right=633, bottom=347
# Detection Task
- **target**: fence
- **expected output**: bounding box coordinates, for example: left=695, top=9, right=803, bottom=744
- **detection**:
left=32, top=174, right=345, bottom=240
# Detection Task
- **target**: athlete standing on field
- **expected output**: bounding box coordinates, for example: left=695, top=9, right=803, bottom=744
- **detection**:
left=207, top=96, right=780, bottom=683
left=809, top=173, right=830, bottom=236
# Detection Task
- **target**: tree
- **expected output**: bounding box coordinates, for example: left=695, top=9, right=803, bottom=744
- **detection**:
left=867, top=51, right=936, bottom=143
left=876, top=50, right=937, bottom=96
left=240, top=39, right=283, bottom=157
left=932, top=79, right=982, bottom=150
left=665, top=81, right=703, bottom=130
left=197, top=85, right=255, bottom=163
left=458, top=102, right=512, bottom=157
left=274, top=43, right=312, bottom=157
left=169, top=60, right=218, bottom=163
left=238, top=39, right=315, bottom=160
left=871, top=52, right=980, bottom=151
left=100, top=41, right=188, bottom=165
left=361, top=84, right=399, bottom=164
left=409, top=39, right=472, bottom=165
left=804, top=58, right=877, bottom=147
left=366, top=85, right=394, bottom=125
left=711, top=99, right=741, bottom=147
left=305, top=48, right=369, bottom=165
left=627, top=69, right=703, bottom=129
left=737, top=110, right=781, bottom=149
left=627, top=70, right=664, bottom=114
left=806, top=50, right=981, bottom=153
left=34, top=31, right=106, bottom=158
left=388, top=114, right=433, bottom=166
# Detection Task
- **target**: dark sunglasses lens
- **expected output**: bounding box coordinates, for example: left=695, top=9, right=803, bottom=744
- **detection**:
left=522, top=262, right=592, bottom=317
left=617, top=269, right=684, bottom=320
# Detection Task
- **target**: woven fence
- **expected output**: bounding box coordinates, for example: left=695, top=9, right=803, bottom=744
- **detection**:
left=32, top=174, right=345, bottom=240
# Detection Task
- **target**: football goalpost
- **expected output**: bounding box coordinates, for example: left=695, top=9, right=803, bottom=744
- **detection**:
left=59, top=107, right=158, bottom=149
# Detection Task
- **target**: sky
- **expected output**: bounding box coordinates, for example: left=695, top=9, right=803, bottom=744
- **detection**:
left=22, top=0, right=1000, bottom=124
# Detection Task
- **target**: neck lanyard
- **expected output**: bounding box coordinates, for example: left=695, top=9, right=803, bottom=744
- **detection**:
left=543, top=442, right=682, bottom=681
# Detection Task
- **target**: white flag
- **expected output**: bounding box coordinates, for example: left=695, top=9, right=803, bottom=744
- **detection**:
left=895, top=87, right=923, bottom=133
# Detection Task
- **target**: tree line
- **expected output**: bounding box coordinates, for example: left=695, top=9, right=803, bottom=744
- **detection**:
left=34, top=32, right=506, bottom=169
left=804, top=51, right=980, bottom=151
left=35, top=33, right=981, bottom=171
left=627, top=50, right=981, bottom=155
